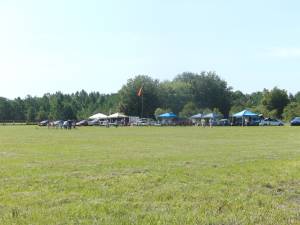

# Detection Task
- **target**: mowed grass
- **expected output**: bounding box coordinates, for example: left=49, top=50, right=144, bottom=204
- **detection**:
left=0, top=126, right=299, bottom=225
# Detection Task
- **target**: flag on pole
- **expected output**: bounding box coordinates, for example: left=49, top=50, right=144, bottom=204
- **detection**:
left=137, top=85, right=143, bottom=97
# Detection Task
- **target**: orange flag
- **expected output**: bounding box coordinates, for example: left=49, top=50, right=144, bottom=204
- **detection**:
left=137, top=86, right=143, bottom=97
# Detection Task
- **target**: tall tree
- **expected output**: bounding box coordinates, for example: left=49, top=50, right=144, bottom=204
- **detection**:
left=283, top=102, right=300, bottom=121
left=119, top=75, right=161, bottom=117
left=0, top=97, right=13, bottom=121
left=261, top=87, right=289, bottom=118
left=179, top=102, right=199, bottom=118
left=24, top=95, right=38, bottom=122
left=294, top=92, right=300, bottom=103
left=158, top=80, right=193, bottom=114
left=175, top=72, right=232, bottom=116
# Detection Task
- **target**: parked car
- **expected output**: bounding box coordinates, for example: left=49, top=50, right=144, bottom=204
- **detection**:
left=259, top=118, right=284, bottom=126
left=218, top=119, right=230, bottom=126
left=99, top=120, right=109, bottom=126
left=62, top=120, right=74, bottom=129
left=53, top=120, right=63, bottom=125
left=52, top=120, right=63, bottom=128
left=39, top=120, right=49, bottom=126
left=76, top=120, right=88, bottom=126
left=251, top=119, right=261, bottom=126
left=136, top=118, right=149, bottom=126
left=88, top=119, right=100, bottom=126
left=63, top=120, right=69, bottom=128
left=290, top=117, right=300, bottom=126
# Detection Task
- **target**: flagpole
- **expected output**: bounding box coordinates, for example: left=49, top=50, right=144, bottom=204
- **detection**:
left=141, top=94, right=144, bottom=118
left=137, top=84, right=144, bottom=118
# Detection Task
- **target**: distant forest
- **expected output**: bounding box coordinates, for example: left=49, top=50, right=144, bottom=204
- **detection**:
left=1, top=71, right=300, bottom=122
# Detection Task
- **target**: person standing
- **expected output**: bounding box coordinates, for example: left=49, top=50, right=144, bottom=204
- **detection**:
left=209, top=118, right=213, bottom=128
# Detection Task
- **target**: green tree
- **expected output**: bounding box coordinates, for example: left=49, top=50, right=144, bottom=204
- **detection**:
left=230, top=91, right=247, bottom=114
left=294, top=92, right=300, bottom=103
left=175, top=71, right=232, bottom=116
left=158, top=80, right=193, bottom=114
left=49, top=92, right=64, bottom=120
left=24, top=95, right=38, bottom=122
left=282, top=102, right=300, bottom=121
left=261, top=87, right=289, bottom=118
left=36, top=108, right=48, bottom=121
left=119, top=75, right=161, bottom=117
left=0, top=97, right=13, bottom=121
left=154, top=108, right=171, bottom=119
left=11, top=97, right=26, bottom=121
left=246, top=92, right=264, bottom=108
left=179, top=102, right=199, bottom=118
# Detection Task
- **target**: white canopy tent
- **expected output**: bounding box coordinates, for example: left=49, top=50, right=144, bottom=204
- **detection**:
left=107, top=113, right=128, bottom=119
left=89, top=113, right=107, bottom=120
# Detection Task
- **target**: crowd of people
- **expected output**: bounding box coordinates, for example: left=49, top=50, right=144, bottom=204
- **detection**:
left=46, top=120, right=76, bottom=129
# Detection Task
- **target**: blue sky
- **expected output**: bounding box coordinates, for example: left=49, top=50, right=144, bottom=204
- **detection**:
left=0, top=0, right=300, bottom=99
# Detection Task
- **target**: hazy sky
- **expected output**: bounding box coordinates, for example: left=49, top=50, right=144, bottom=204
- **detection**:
left=1, top=0, right=300, bottom=99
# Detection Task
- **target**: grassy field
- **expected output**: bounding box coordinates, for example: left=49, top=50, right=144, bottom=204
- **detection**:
left=0, top=126, right=299, bottom=225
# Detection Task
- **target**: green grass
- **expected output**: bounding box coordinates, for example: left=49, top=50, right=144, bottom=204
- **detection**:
left=0, top=126, right=299, bottom=224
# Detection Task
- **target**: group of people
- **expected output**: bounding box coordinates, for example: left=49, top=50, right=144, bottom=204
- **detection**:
left=199, top=118, right=214, bottom=128
left=192, top=119, right=215, bottom=127
left=47, top=120, right=76, bottom=129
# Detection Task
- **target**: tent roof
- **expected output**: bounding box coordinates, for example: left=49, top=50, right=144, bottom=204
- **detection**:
left=232, top=110, right=258, bottom=117
left=158, top=112, right=177, bottom=118
left=107, top=112, right=128, bottom=118
left=190, top=113, right=203, bottom=119
left=89, top=113, right=107, bottom=119
left=203, top=112, right=221, bottom=119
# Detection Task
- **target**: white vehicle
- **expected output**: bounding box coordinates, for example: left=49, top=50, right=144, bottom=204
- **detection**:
left=88, top=118, right=100, bottom=126
left=136, top=119, right=148, bottom=126
left=99, top=120, right=109, bottom=126
left=131, top=118, right=150, bottom=126
left=259, top=118, right=284, bottom=126
left=53, top=120, right=63, bottom=128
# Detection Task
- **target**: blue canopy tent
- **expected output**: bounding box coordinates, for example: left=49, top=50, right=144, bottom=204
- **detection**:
left=233, top=110, right=258, bottom=118
left=232, top=110, right=258, bottom=126
left=158, top=112, right=177, bottom=118
left=158, top=112, right=177, bottom=125
left=201, top=113, right=222, bottom=126
left=190, top=113, right=203, bottom=126
left=203, top=113, right=222, bottom=119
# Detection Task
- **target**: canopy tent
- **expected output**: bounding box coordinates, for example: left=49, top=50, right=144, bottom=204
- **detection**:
left=203, top=112, right=222, bottom=119
left=232, top=109, right=259, bottom=126
left=158, top=112, right=177, bottom=119
left=107, top=112, right=128, bottom=119
left=89, top=113, right=107, bottom=120
left=190, top=113, right=203, bottom=119
left=232, top=110, right=258, bottom=118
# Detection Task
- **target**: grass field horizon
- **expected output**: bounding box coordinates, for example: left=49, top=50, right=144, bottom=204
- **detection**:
left=0, top=126, right=299, bottom=224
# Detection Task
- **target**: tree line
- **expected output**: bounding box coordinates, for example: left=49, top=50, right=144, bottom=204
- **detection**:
left=1, top=71, right=300, bottom=122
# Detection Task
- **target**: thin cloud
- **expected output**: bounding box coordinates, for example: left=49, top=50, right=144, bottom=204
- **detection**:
left=267, top=47, right=300, bottom=58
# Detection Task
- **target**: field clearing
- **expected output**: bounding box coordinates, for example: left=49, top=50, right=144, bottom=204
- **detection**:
left=0, top=126, right=299, bottom=224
